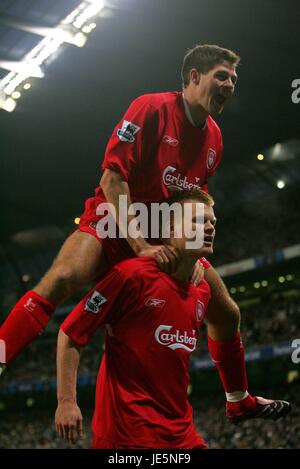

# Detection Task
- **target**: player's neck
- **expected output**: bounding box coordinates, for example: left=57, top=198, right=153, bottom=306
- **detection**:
left=182, top=90, right=207, bottom=128
left=172, top=254, right=199, bottom=283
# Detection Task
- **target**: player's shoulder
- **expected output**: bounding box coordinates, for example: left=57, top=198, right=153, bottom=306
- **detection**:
left=132, top=91, right=180, bottom=110
left=114, top=257, right=159, bottom=280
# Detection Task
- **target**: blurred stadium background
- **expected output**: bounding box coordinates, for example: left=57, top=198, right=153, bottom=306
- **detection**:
left=0, top=0, right=299, bottom=449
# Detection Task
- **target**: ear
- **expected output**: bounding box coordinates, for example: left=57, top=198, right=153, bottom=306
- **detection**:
left=190, top=68, right=200, bottom=85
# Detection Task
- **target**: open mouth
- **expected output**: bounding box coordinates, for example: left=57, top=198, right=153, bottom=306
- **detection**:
left=204, top=235, right=214, bottom=245
left=214, top=95, right=226, bottom=106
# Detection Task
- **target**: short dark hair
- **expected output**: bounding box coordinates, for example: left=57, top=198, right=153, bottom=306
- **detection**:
left=181, top=44, right=240, bottom=88
left=158, top=189, right=214, bottom=240
left=164, top=188, right=214, bottom=207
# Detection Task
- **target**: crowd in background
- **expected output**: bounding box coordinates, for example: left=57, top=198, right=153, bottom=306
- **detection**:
left=197, top=295, right=300, bottom=355
left=213, top=194, right=300, bottom=266
left=1, top=294, right=299, bottom=387
left=0, top=383, right=298, bottom=449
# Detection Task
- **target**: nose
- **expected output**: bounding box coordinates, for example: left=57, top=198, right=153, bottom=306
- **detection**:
left=223, top=77, right=235, bottom=93
left=205, top=221, right=215, bottom=235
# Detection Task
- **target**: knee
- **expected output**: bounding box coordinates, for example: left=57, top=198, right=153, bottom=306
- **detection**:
left=51, top=264, right=79, bottom=289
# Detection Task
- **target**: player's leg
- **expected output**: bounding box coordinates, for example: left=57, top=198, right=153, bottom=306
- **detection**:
left=0, top=230, right=108, bottom=365
left=35, top=230, right=108, bottom=303
left=204, top=265, right=248, bottom=398
left=204, top=266, right=291, bottom=422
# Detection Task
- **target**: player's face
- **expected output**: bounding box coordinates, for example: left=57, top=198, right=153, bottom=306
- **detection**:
left=171, top=200, right=216, bottom=256
left=195, top=61, right=237, bottom=115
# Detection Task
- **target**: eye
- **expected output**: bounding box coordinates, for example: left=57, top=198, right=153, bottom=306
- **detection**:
left=216, top=73, right=237, bottom=85
left=215, top=74, right=227, bottom=81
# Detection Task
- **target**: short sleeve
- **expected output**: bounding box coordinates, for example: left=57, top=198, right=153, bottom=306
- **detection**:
left=61, top=266, right=135, bottom=346
left=102, top=95, right=159, bottom=181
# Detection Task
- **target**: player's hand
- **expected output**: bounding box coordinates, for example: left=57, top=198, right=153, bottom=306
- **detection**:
left=190, top=260, right=205, bottom=287
left=55, top=401, right=83, bottom=444
left=138, top=244, right=180, bottom=274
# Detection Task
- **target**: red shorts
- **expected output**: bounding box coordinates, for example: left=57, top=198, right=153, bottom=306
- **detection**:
left=93, top=434, right=208, bottom=450
left=79, top=196, right=212, bottom=270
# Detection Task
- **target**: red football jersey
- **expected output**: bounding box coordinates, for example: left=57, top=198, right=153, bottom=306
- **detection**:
left=61, top=257, right=211, bottom=448
left=96, top=91, right=223, bottom=202
left=79, top=92, right=222, bottom=267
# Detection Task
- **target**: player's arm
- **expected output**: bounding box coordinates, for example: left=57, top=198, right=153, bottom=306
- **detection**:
left=55, top=329, right=83, bottom=444
left=100, top=168, right=179, bottom=273
left=55, top=266, right=138, bottom=443
left=99, top=96, right=179, bottom=273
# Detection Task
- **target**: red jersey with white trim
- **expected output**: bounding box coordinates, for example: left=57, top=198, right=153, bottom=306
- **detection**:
left=61, top=257, right=211, bottom=448
left=96, top=91, right=223, bottom=202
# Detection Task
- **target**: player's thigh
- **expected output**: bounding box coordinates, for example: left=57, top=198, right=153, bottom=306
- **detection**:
left=51, top=229, right=108, bottom=281
left=35, top=230, right=108, bottom=301
left=204, top=266, right=240, bottom=326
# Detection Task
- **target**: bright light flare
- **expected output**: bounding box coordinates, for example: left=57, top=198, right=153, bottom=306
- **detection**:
left=276, top=180, right=285, bottom=189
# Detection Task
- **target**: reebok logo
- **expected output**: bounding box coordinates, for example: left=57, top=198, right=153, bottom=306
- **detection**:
left=163, top=135, right=179, bottom=147
left=145, top=298, right=166, bottom=308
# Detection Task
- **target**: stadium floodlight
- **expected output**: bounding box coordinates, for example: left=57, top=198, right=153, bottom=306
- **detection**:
left=276, top=180, right=285, bottom=189
left=0, top=88, right=16, bottom=112
left=22, top=274, right=31, bottom=283
left=72, top=32, right=87, bottom=47
left=72, top=1, right=105, bottom=29
left=2, top=97, right=16, bottom=112
left=23, top=25, right=88, bottom=48
left=11, top=91, right=21, bottom=99
left=0, top=60, right=44, bottom=78
left=63, top=0, right=105, bottom=27
left=0, top=15, right=88, bottom=48
left=0, top=0, right=105, bottom=112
